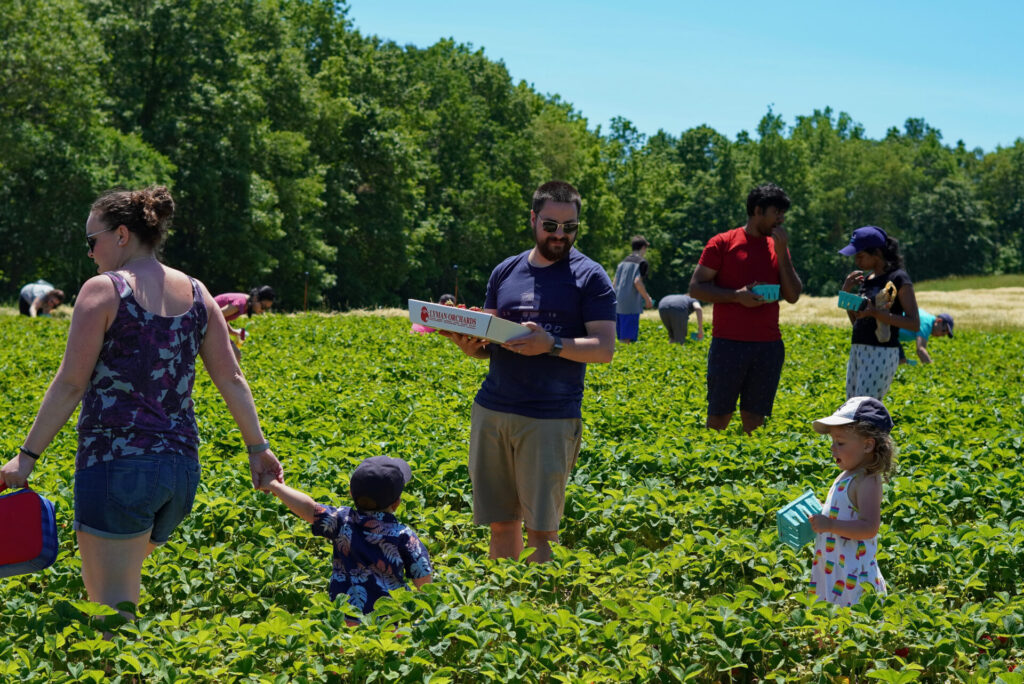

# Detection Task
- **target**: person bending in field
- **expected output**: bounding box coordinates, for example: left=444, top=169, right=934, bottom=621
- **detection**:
left=898, top=310, right=953, bottom=365
left=18, top=279, right=64, bottom=317
left=265, top=456, right=433, bottom=622
left=657, top=294, right=704, bottom=344
left=214, top=285, right=275, bottom=360
left=807, top=396, right=894, bottom=607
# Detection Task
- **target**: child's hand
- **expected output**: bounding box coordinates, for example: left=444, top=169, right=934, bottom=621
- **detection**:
left=808, top=514, right=832, bottom=534
left=259, top=472, right=283, bottom=494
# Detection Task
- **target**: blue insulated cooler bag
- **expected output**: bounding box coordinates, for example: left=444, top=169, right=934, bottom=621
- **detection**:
left=0, top=484, right=59, bottom=578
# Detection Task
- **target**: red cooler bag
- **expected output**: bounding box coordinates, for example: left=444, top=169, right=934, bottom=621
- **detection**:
left=0, top=484, right=59, bottom=578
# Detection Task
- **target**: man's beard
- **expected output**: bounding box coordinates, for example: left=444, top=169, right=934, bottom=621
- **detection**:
left=536, top=235, right=573, bottom=261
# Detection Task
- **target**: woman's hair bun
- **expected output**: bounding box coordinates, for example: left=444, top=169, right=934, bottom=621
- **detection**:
left=132, top=186, right=174, bottom=229
left=92, top=185, right=175, bottom=250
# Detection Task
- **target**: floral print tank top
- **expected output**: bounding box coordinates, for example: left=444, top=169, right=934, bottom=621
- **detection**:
left=76, top=271, right=208, bottom=470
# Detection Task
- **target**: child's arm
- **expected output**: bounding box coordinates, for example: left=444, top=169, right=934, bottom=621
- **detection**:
left=266, top=479, right=320, bottom=524
left=412, top=575, right=432, bottom=588
left=809, top=474, right=882, bottom=540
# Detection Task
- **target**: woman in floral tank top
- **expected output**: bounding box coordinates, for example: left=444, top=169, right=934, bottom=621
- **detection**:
left=1, top=186, right=284, bottom=619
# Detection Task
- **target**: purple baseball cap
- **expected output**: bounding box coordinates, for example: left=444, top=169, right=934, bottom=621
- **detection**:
left=839, top=226, right=888, bottom=256
left=812, top=396, right=893, bottom=434
left=350, top=455, right=412, bottom=511
left=937, top=313, right=954, bottom=338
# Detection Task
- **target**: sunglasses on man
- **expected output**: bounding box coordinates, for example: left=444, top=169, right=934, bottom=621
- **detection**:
left=539, top=220, right=580, bottom=235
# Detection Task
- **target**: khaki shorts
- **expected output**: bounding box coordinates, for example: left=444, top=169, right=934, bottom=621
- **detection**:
left=468, top=402, right=582, bottom=532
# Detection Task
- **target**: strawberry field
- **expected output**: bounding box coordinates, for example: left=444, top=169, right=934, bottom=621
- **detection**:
left=1, top=313, right=1023, bottom=682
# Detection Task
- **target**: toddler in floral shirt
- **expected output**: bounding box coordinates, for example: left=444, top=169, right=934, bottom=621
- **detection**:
left=266, top=455, right=433, bottom=619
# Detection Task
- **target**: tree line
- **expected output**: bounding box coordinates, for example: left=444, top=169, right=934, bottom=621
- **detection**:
left=3, top=0, right=1022, bottom=309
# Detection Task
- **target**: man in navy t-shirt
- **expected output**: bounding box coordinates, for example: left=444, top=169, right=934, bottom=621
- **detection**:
left=442, top=180, right=616, bottom=563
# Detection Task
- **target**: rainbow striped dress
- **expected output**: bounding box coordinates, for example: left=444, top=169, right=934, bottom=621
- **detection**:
left=809, top=470, right=886, bottom=606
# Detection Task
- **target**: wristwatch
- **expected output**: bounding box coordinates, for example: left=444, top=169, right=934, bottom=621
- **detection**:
left=547, top=335, right=563, bottom=357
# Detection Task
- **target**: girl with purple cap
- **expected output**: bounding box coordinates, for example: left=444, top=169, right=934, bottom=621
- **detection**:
left=839, top=226, right=921, bottom=400
left=807, top=396, right=895, bottom=606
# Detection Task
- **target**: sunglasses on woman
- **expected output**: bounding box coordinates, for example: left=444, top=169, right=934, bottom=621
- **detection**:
left=86, top=226, right=115, bottom=250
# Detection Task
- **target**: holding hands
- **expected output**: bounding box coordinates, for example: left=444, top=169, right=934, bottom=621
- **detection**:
left=249, top=448, right=284, bottom=491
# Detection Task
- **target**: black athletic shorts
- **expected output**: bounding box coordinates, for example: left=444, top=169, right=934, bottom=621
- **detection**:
left=706, top=337, right=785, bottom=418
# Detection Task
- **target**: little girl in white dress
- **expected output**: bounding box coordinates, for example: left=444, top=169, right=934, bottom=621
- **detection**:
left=808, top=396, right=896, bottom=606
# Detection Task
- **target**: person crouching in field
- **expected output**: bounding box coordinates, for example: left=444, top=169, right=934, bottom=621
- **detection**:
left=265, top=456, right=433, bottom=623
left=214, top=286, right=275, bottom=361
left=898, top=310, right=953, bottom=365
left=808, top=397, right=894, bottom=607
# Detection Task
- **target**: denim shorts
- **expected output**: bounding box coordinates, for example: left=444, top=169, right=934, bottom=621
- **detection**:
left=707, top=337, right=785, bottom=418
left=74, top=453, right=201, bottom=544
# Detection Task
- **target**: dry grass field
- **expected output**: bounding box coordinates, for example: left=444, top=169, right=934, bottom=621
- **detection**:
left=774, top=287, right=1024, bottom=331
left=354, top=288, right=1024, bottom=332
left=5, top=287, right=1023, bottom=331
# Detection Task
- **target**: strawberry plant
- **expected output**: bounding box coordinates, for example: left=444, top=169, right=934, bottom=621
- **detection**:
left=1, top=315, right=1022, bottom=681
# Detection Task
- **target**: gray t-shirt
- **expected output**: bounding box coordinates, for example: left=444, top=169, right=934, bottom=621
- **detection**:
left=613, top=254, right=648, bottom=314
left=20, top=280, right=54, bottom=303
left=658, top=294, right=697, bottom=313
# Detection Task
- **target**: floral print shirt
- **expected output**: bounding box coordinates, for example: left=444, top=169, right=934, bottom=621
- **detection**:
left=311, top=505, right=433, bottom=615
left=76, top=272, right=208, bottom=470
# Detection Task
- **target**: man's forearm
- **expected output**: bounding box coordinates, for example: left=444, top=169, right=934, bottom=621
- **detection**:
left=689, top=280, right=737, bottom=304
left=558, top=335, right=614, bottom=364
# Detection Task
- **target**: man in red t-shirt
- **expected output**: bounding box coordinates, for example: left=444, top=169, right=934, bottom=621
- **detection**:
left=688, top=183, right=803, bottom=433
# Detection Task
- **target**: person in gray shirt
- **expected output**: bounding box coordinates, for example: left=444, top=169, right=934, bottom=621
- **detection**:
left=658, top=294, right=704, bottom=344
left=612, top=236, right=653, bottom=342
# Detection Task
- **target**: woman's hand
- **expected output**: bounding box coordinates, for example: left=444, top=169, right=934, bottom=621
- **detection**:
left=1, top=451, right=37, bottom=490
left=249, top=449, right=284, bottom=491
left=852, top=299, right=890, bottom=321
left=842, top=270, right=864, bottom=293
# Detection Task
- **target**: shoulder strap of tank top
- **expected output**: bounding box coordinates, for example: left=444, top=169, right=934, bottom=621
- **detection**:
left=104, top=271, right=133, bottom=299
left=188, top=277, right=202, bottom=305
left=846, top=467, right=867, bottom=510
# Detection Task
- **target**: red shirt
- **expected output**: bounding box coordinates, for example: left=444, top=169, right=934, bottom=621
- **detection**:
left=698, top=226, right=785, bottom=342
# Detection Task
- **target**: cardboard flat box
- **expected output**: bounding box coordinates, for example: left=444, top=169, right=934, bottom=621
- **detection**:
left=408, top=299, right=530, bottom=343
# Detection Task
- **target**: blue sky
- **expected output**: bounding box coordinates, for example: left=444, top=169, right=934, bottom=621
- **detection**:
left=347, top=0, right=1023, bottom=152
